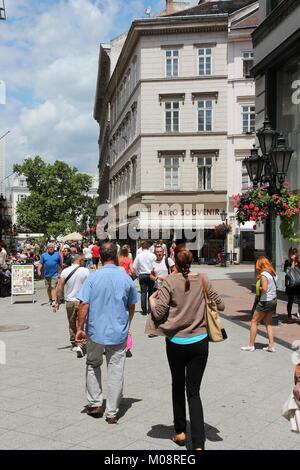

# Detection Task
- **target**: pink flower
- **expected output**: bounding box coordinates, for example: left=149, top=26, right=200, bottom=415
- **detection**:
left=249, top=203, right=254, bottom=209
left=283, top=181, right=291, bottom=188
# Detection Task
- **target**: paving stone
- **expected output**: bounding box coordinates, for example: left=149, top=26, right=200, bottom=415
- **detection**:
left=0, top=273, right=298, bottom=450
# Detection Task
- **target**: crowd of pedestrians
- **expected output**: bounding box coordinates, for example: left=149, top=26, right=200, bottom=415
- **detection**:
left=2, top=233, right=300, bottom=446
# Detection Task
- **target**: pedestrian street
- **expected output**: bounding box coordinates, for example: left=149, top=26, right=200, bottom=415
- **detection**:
left=0, top=268, right=299, bottom=450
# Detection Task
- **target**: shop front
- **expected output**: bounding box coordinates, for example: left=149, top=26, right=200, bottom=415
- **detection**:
left=137, top=202, right=228, bottom=262
left=274, top=51, right=300, bottom=290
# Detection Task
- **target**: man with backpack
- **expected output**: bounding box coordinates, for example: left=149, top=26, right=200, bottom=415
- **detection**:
left=150, top=244, right=175, bottom=291
left=54, top=254, right=90, bottom=357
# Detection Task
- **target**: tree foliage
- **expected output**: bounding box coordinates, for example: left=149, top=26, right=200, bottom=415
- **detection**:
left=14, top=156, right=99, bottom=237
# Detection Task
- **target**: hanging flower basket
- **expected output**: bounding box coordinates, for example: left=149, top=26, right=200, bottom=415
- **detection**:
left=233, top=184, right=300, bottom=240
left=214, top=223, right=232, bottom=237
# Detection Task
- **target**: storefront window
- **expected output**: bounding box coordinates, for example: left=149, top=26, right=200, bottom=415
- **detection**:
left=276, top=53, right=300, bottom=289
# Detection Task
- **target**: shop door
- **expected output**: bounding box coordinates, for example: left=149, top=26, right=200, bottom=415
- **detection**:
left=241, top=231, right=254, bottom=262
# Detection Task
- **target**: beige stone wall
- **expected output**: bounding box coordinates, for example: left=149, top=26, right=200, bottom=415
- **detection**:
left=140, top=32, right=228, bottom=80
left=140, top=135, right=227, bottom=192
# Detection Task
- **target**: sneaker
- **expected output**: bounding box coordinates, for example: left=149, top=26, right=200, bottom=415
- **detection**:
left=241, top=345, right=255, bottom=352
left=296, top=313, right=300, bottom=319
left=262, top=346, right=276, bottom=352
left=70, top=345, right=77, bottom=352
left=48, top=299, right=53, bottom=306
left=76, top=345, right=85, bottom=358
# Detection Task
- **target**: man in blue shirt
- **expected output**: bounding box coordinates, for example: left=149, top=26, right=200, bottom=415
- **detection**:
left=76, top=242, right=138, bottom=423
left=38, top=242, right=62, bottom=306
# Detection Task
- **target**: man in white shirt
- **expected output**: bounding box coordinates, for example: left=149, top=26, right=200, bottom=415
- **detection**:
left=159, top=239, right=168, bottom=256
left=0, top=244, right=7, bottom=269
left=150, top=245, right=175, bottom=290
left=133, top=241, right=155, bottom=315
left=83, top=243, right=92, bottom=269
left=55, top=254, right=90, bottom=357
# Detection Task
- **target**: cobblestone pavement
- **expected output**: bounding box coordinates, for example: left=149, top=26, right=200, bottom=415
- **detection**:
left=0, top=268, right=299, bottom=450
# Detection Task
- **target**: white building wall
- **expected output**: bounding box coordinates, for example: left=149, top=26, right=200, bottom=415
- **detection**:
left=227, top=34, right=256, bottom=260
left=140, top=32, right=228, bottom=79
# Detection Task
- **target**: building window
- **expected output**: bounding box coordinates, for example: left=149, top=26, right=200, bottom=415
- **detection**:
left=242, top=105, right=255, bottom=133
left=198, top=48, right=212, bottom=76
left=165, top=101, right=179, bottom=132
left=197, top=157, right=212, bottom=191
left=131, top=159, right=137, bottom=195
left=198, top=100, right=212, bottom=131
left=132, top=57, right=137, bottom=87
left=242, top=162, right=251, bottom=190
left=166, top=50, right=179, bottom=77
left=242, top=51, right=254, bottom=78
left=164, top=157, right=179, bottom=190
left=17, top=194, right=27, bottom=202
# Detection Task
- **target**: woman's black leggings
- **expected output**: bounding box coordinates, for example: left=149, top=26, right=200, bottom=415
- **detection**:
left=287, top=295, right=300, bottom=317
left=166, top=336, right=209, bottom=450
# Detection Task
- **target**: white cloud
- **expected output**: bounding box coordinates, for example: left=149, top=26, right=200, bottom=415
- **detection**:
left=0, top=0, right=125, bottom=174
left=0, top=0, right=199, bottom=176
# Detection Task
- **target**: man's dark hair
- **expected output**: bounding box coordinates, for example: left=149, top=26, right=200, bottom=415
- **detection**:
left=100, top=242, right=118, bottom=263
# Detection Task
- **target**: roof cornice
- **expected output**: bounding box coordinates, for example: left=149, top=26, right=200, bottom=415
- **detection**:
left=252, top=0, right=299, bottom=47
left=106, top=16, right=228, bottom=102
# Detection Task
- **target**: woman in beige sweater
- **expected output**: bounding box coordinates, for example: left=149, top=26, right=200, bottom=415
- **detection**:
left=148, top=246, right=224, bottom=450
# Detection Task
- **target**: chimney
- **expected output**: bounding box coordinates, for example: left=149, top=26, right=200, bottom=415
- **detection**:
left=166, top=0, right=174, bottom=14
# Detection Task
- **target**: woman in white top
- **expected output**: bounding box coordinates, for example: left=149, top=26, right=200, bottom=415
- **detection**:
left=241, top=256, right=277, bottom=353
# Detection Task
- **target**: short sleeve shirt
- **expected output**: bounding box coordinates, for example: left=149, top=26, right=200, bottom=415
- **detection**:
left=78, top=264, right=138, bottom=345
left=39, top=251, right=62, bottom=278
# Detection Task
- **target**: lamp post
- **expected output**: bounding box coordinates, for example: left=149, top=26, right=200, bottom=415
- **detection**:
left=243, top=118, right=294, bottom=325
left=220, top=209, right=228, bottom=267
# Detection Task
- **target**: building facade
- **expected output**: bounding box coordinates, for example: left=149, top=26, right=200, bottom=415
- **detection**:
left=253, top=0, right=300, bottom=289
left=95, top=0, right=258, bottom=259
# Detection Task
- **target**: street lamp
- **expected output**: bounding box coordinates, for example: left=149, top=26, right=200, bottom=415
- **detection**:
left=244, top=146, right=264, bottom=187
left=0, top=131, right=10, bottom=141
left=243, top=118, right=294, bottom=325
left=220, top=210, right=228, bottom=267
left=270, top=135, right=294, bottom=186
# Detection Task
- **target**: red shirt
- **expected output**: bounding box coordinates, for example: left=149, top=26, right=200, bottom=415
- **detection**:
left=91, top=245, right=100, bottom=258
left=119, top=256, right=132, bottom=274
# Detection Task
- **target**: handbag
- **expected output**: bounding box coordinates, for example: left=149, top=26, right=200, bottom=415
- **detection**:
left=285, top=266, right=300, bottom=288
left=200, top=275, right=227, bottom=343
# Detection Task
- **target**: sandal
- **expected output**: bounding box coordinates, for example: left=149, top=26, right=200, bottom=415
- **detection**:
left=172, top=432, right=186, bottom=446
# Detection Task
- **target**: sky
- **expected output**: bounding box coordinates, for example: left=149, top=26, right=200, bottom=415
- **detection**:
left=0, top=0, right=198, bottom=177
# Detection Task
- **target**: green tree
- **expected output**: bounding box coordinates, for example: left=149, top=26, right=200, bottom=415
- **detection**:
left=14, top=156, right=99, bottom=237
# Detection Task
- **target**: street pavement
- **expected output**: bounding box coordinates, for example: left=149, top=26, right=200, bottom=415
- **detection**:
left=0, top=267, right=299, bottom=450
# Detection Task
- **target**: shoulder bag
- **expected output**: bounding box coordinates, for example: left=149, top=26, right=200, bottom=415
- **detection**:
left=200, top=275, right=227, bottom=343
left=285, top=266, right=300, bottom=288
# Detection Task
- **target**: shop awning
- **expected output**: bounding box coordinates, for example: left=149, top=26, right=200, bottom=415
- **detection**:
left=239, top=221, right=255, bottom=231
left=138, top=218, right=222, bottom=230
